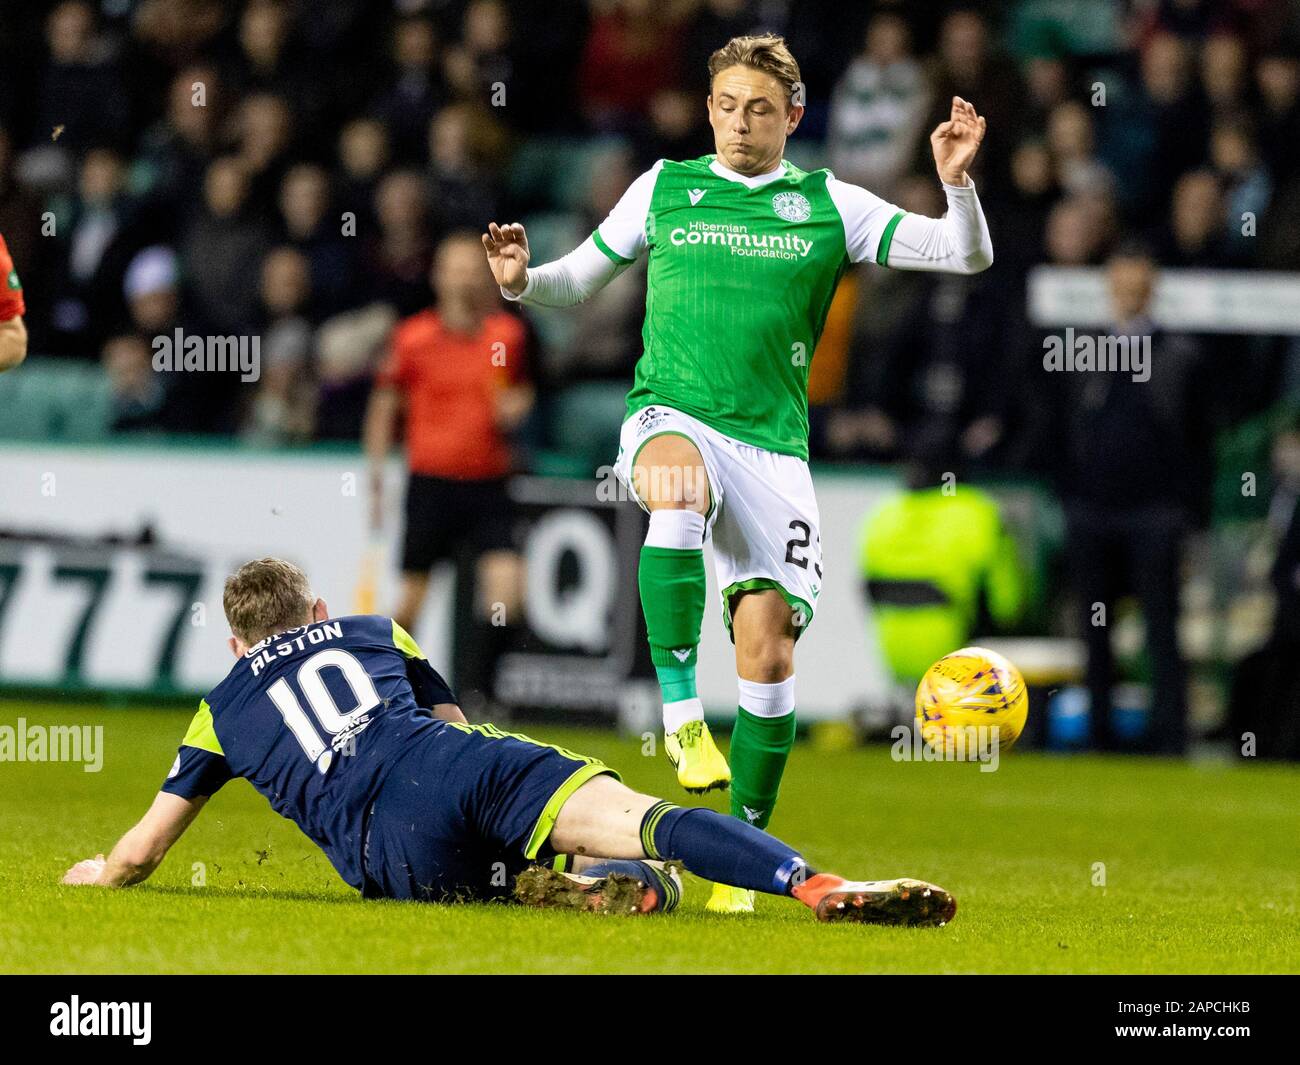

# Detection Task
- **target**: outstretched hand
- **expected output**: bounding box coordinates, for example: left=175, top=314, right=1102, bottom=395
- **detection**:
left=930, top=96, right=986, bottom=187
left=482, top=221, right=530, bottom=296
left=62, top=854, right=107, bottom=885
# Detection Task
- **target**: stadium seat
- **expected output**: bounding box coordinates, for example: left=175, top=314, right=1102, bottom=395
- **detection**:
left=0, top=358, right=113, bottom=442
left=548, top=381, right=628, bottom=471
left=505, top=135, right=631, bottom=213
left=517, top=211, right=583, bottom=265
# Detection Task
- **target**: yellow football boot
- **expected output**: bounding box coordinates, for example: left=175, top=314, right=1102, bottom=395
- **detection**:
left=664, top=719, right=731, bottom=794
left=705, top=882, right=756, bottom=914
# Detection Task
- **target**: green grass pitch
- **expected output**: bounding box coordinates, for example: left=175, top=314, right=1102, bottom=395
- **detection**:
left=2, top=702, right=1296, bottom=974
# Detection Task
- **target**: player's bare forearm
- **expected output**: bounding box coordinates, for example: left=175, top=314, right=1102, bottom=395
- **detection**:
left=63, top=839, right=157, bottom=889
left=62, top=792, right=207, bottom=889
left=102, top=826, right=168, bottom=887
left=0, top=316, right=27, bottom=371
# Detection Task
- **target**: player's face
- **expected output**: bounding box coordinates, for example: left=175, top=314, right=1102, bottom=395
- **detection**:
left=707, top=65, right=803, bottom=176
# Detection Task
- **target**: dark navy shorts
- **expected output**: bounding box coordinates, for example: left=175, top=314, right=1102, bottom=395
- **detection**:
left=360, top=721, right=616, bottom=902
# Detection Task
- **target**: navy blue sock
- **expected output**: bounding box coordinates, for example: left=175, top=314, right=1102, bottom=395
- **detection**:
left=639, top=801, right=811, bottom=895
left=581, top=859, right=680, bottom=913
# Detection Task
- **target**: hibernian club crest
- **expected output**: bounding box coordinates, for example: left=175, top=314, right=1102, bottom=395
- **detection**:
left=771, top=191, right=811, bottom=222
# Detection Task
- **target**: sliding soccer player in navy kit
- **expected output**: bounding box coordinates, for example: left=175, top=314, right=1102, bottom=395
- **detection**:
left=63, top=558, right=956, bottom=925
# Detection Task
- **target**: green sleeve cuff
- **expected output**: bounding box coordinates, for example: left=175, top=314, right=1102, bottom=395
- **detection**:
left=875, top=210, right=906, bottom=267
left=592, top=229, right=634, bottom=265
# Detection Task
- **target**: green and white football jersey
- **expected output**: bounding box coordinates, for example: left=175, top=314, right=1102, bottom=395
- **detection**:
left=592, top=155, right=906, bottom=460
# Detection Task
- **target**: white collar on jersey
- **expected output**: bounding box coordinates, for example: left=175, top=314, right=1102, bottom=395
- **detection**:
left=708, top=156, right=789, bottom=188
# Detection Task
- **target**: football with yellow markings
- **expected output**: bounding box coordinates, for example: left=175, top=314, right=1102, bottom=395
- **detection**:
left=916, top=647, right=1028, bottom=756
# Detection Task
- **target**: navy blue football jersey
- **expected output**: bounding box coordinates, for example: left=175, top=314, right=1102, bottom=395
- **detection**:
left=162, top=615, right=456, bottom=889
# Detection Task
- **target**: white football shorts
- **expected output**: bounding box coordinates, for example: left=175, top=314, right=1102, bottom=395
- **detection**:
left=614, top=404, right=823, bottom=636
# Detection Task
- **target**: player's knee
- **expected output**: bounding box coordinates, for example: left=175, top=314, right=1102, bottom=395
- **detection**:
left=747, top=659, right=794, bottom=685
left=638, top=472, right=710, bottom=515
left=634, top=437, right=710, bottom=514
left=645, top=494, right=704, bottom=514
left=737, top=636, right=794, bottom=684
left=549, top=774, right=656, bottom=859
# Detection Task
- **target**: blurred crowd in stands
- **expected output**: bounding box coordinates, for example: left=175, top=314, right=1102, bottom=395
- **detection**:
left=0, top=0, right=1298, bottom=474
left=5, top=0, right=1300, bottom=753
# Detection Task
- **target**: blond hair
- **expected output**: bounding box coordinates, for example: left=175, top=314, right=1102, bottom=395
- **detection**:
left=223, top=557, right=315, bottom=644
left=707, top=34, right=802, bottom=110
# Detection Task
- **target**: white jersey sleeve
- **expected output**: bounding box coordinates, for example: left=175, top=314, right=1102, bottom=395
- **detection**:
left=502, top=160, right=663, bottom=307
left=827, top=175, right=993, bottom=274
left=593, top=159, right=663, bottom=263
left=826, top=176, right=908, bottom=265
left=503, top=237, right=628, bottom=307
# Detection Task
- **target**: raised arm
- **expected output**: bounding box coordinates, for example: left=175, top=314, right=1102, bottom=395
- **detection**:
left=896, top=95, right=992, bottom=272
left=882, top=181, right=993, bottom=274
left=62, top=791, right=207, bottom=888
left=485, top=226, right=631, bottom=307
left=483, top=160, right=662, bottom=308
left=830, top=96, right=993, bottom=275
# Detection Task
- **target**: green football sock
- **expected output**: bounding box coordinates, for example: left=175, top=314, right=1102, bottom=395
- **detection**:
left=639, top=543, right=706, bottom=704
left=728, top=707, right=796, bottom=830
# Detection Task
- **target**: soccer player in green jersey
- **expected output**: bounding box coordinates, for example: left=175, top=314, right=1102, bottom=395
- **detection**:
left=484, top=34, right=992, bottom=913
